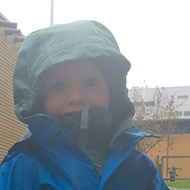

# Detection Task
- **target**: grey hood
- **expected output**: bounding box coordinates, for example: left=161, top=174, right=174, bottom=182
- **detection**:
left=13, top=20, right=133, bottom=124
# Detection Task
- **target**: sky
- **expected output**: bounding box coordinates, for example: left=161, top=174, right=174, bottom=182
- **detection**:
left=1, top=0, right=190, bottom=89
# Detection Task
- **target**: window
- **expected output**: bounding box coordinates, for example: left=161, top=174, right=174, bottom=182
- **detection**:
left=177, top=95, right=188, bottom=99
left=134, top=102, right=143, bottom=107
left=145, top=101, right=155, bottom=106
left=184, top=111, right=190, bottom=116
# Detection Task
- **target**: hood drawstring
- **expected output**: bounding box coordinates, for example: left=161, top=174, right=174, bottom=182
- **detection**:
left=79, top=105, right=90, bottom=150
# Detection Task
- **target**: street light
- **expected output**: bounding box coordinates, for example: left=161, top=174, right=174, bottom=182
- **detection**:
left=50, top=0, right=54, bottom=26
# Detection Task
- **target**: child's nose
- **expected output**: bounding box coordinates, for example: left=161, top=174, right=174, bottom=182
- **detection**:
left=67, top=87, right=84, bottom=105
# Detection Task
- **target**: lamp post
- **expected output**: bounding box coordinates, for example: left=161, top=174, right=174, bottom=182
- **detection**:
left=50, top=0, right=54, bottom=26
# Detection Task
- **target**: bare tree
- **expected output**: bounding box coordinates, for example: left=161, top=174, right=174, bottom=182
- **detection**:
left=131, top=87, right=182, bottom=155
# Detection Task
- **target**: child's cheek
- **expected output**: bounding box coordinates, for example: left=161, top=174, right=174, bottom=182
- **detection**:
left=44, top=93, right=62, bottom=116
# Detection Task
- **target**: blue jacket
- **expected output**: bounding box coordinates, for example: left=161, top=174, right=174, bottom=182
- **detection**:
left=0, top=115, right=169, bottom=190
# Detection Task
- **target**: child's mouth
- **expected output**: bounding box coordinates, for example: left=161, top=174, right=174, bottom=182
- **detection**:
left=64, top=110, right=82, bottom=114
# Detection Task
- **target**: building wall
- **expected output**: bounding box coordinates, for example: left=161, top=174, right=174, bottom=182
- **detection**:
left=147, top=133, right=190, bottom=179
left=0, top=14, right=26, bottom=162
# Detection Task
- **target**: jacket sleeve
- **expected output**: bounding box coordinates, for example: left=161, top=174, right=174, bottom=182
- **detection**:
left=0, top=153, right=35, bottom=190
left=0, top=140, right=42, bottom=190
left=1, top=161, right=24, bottom=189
left=143, top=153, right=169, bottom=190
left=148, top=170, right=169, bottom=190
left=130, top=150, right=169, bottom=190
left=100, top=149, right=169, bottom=190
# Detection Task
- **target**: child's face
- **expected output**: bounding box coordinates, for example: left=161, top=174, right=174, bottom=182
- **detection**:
left=43, top=60, right=109, bottom=116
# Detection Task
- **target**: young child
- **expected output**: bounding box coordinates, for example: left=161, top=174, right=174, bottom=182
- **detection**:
left=0, top=20, right=169, bottom=189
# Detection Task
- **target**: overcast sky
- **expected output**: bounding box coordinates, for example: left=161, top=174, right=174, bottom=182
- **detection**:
left=2, top=0, right=190, bottom=89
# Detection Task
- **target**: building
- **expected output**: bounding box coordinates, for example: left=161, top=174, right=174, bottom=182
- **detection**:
left=0, top=12, right=26, bottom=162
left=129, top=86, right=190, bottom=119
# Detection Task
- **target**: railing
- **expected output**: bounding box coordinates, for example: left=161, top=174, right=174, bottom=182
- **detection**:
left=161, top=155, right=190, bottom=180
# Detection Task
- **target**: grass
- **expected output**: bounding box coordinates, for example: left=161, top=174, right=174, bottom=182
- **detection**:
left=166, top=180, right=190, bottom=189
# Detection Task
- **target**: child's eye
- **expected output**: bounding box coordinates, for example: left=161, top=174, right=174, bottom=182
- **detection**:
left=54, top=81, right=65, bottom=90
left=85, top=78, right=97, bottom=87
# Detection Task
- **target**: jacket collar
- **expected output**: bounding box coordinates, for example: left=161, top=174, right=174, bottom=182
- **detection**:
left=28, top=114, right=158, bottom=145
left=18, top=114, right=159, bottom=189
